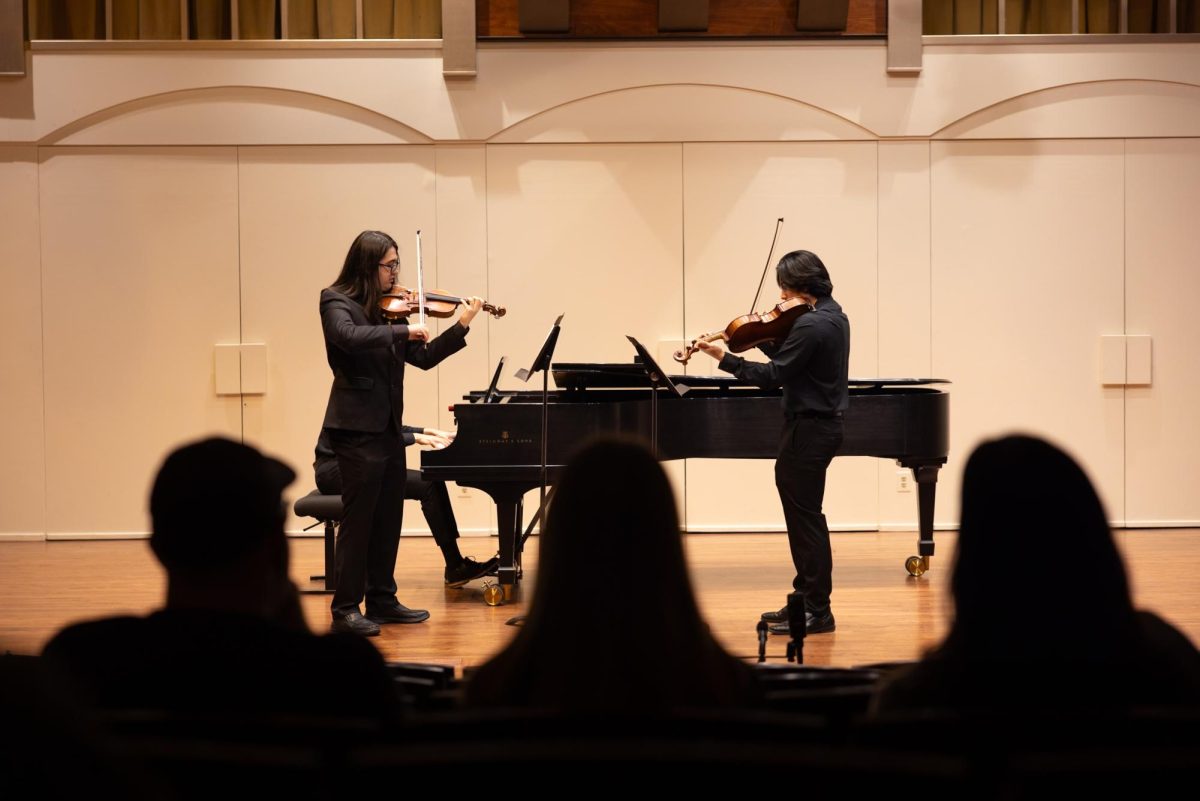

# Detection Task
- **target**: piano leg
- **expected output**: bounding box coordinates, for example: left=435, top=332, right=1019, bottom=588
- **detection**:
left=495, top=495, right=524, bottom=599
left=904, top=464, right=941, bottom=577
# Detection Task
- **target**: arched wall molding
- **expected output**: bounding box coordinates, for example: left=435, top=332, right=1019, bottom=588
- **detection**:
left=39, top=85, right=436, bottom=146
left=933, top=79, right=1200, bottom=139
left=484, top=82, right=881, bottom=143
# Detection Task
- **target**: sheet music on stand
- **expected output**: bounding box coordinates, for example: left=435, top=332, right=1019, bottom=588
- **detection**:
left=515, top=314, right=564, bottom=382
left=626, top=336, right=687, bottom=457
left=482, top=356, right=507, bottom=404
left=626, top=336, right=687, bottom=398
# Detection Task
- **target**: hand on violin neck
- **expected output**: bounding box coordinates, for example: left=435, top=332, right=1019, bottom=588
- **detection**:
left=695, top=340, right=725, bottom=360
left=458, top=296, right=484, bottom=328
left=407, top=323, right=430, bottom=342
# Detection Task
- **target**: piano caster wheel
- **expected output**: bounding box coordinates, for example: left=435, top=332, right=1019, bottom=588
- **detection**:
left=905, top=555, right=929, bottom=577
left=482, top=582, right=504, bottom=607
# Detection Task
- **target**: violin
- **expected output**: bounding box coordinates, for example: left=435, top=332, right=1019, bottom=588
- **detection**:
left=673, top=297, right=813, bottom=365
left=676, top=217, right=810, bottom=366
left=379, top=286, right=506, bottom=321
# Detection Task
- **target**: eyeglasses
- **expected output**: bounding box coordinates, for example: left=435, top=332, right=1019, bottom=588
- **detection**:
left=378, top=260, right=400, bottom=273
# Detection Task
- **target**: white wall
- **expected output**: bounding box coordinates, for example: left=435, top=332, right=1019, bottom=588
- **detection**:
left=2, top=41, right=1198, bottom=537
left=36, top=148, right=244, bottom=536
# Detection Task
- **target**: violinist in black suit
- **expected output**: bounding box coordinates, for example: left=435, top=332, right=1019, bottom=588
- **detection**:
left=321, top=230, right=482, bottom=636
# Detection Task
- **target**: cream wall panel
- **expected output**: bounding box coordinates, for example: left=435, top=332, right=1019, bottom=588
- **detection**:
left=0, top=148, right=46, bottom=536
left=681, top=142, right=880, bottom=533
left=877, top=140, right=933, bottom=530
left=930, top=140, right=1126, bottom=526
left=235, top=146, right=443, bottom=535
left=432, top=144, right=501, bottom=535
left=484, top=143, right=685, bottom=522
left=9, top=44, right=1200, bottom=145
left=935, top=80, right=1200, bottom=140
left=1125, top=139, right=1200, bottom=526
left=39, top=148, right=242, bottom=535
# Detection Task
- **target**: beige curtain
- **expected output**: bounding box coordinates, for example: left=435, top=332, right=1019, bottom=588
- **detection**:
left=31, top=0, right=104, bottom=38
left=29, top=1, right=441, bottom=40
left=1005, top=0, right=1073, bottom=33
left=1128, top=0, right=1175, bottom=32
left=919, top=0, right=1187, bottom=34
left=112, top=0, right=180, bottom=39
left=924, top=1, right=1000, bottom=34
left=239, top=0, right=278, bottom=38
left=191, top=0, right=231, bottom=38
left=287, top=0, right=356, bottom=38
left=363, top=0, right=441, bottom=37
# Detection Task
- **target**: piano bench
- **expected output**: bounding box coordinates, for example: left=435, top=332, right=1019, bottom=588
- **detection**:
left=293, top=490, right=344, bottom=595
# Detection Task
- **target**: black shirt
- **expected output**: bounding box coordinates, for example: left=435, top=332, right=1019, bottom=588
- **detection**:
left=717, top=296, right=850, bottom=415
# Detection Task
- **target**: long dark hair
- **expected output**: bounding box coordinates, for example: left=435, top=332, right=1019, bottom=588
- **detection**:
left=946, top=435, right=1139, bottom=662
left=466, top=438, right=752, bottom=714
left=329, top=230, right=398, bottom=320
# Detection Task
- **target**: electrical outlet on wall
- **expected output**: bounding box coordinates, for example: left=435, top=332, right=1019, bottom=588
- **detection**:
left=896, top=470, right=912, bottom=493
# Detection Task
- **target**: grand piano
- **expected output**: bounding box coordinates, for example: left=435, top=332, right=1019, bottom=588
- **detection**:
left=423, top=363, right=949, bottom=597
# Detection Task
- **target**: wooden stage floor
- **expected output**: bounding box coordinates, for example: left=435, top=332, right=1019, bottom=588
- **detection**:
left=2, top=529, right=1197, bottom=670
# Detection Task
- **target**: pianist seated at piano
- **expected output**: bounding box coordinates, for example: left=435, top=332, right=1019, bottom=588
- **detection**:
left=465, top=438, right=759, bottom=715
left=313, top=427, right=498, bottom=588
left=870, top=435, right=1200, bottom=715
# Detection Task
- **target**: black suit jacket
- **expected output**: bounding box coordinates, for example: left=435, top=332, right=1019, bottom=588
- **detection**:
left=320, top=288, right=468, bottom=433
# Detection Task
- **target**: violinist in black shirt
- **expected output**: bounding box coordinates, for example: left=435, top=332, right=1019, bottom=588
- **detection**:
left=696, top=250, right=849, bottom=635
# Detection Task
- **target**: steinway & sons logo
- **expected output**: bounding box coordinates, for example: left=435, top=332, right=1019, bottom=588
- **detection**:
left=479, top=430, right=534, bottom=446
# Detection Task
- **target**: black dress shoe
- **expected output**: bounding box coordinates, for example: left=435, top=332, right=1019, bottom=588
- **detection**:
left=768, top=611, right=836, bottom=636
left=331, top=611, right=381, bottom=637
left=365, top=601, right=430, bottom=624
left=760, top=606, right=788, bottom=623
left=444, top=556, right=500, bottom=588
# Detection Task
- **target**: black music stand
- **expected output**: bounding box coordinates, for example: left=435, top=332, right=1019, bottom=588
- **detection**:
left=483, top=356, right=507, bottom=404
left=510, top=315, right=563, bottom=578
left=625, top=336, right=686, bottom=458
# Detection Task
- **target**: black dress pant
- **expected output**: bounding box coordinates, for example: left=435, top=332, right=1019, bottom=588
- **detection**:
left=316, top=460, right=460, bottom=551
left=774, top=415, right=844, bottom=616
left=327, top=423, right=407, bottom=616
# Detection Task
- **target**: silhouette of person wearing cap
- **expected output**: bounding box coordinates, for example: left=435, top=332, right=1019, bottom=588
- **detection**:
left=43, top=437, right=399, bottom=720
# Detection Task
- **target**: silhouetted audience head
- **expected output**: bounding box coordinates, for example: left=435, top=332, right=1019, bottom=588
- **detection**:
left=872, top=433, right=1200, bottom=714
left=950, top=434, right=1138, bottom=661
left=150, top=436, right=295, bottom=577
left=467, top=438, right=755, bottom=715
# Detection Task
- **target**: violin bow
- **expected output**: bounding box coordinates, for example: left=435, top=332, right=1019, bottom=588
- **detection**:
left=749, top=217, right=785, bottom=314
left=415, top=229, right=427, bottom=327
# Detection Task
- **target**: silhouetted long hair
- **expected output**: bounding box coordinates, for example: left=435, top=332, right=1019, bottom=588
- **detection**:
left=945, top=435, right=1140, bottom=663
left=466, top=439, right=753, bottom=715
left=329, top=230, right=398, bottom=321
